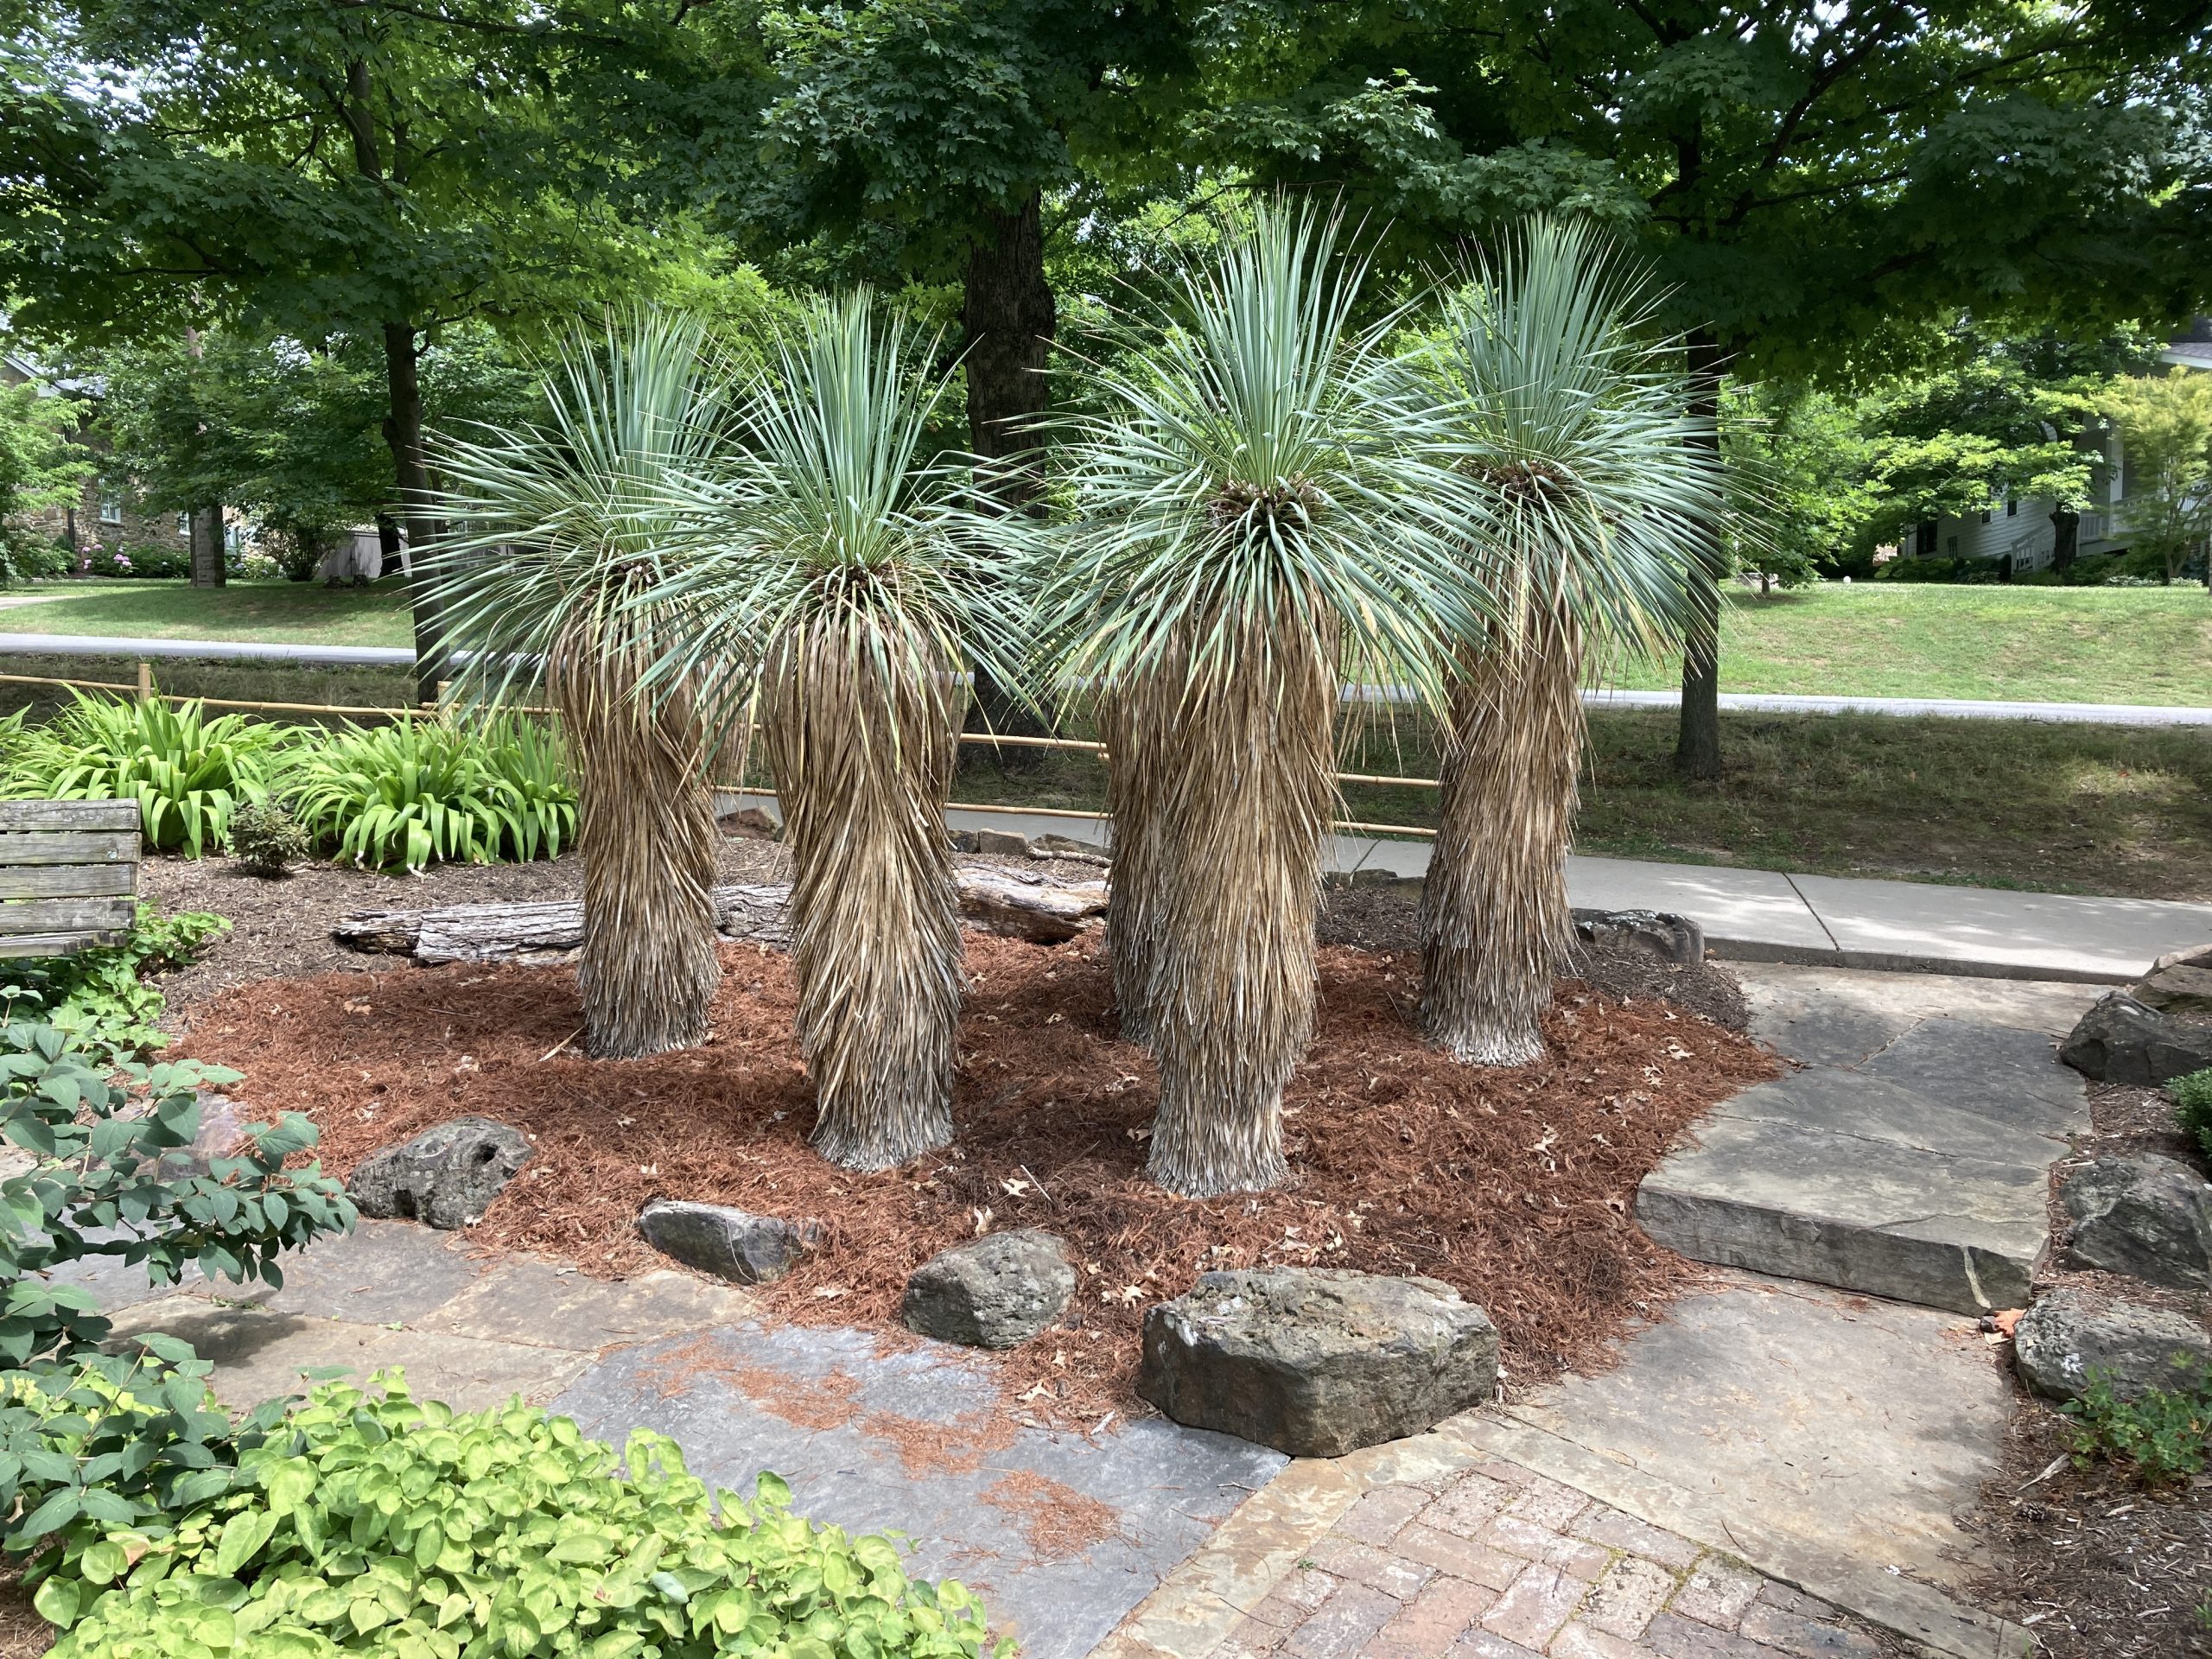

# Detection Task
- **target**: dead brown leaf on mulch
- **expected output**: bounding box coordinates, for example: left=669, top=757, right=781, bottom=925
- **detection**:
left=174, top=935, right=1775, bottom=1424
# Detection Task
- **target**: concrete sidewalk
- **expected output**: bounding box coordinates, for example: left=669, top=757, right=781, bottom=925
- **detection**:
left=937, top=805, right=2212, bottom=984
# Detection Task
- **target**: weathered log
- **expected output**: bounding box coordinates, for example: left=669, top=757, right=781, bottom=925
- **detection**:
left=334, top=871, right=1105, bottom=963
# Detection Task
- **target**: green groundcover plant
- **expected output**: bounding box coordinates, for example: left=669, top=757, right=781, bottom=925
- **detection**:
left=35, top=1373, right=1006, bottom=1659
left=0, top=904, right=229, bottom=1054
left=2061, top=1363, right=2212, bottom=1485
left=2171, top=1067, right=2212, bottom=1160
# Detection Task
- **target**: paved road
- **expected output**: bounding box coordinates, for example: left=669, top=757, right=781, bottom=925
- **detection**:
left=3, top=634, right=2209, bottom=724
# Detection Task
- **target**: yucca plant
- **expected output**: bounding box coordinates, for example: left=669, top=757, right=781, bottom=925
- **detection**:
left=4, top=692, right=289, bottom=857
left=640, top=291, right=1022, bottom=1171
left=1038, top=202, right=1496, bottom=1198
left=282, top=715, right=576, bottom=873
left=1416, top=218, right=1724, bottom=1064
left=427, top=308, right=737, bottom=1059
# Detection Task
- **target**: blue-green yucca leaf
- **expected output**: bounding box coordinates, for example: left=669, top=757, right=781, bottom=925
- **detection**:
left=1419, top=214, right=1729, bottom=665
left=1027, top=198, right=1508, bottom=718
left=628, top=289, right=1041, bottom=758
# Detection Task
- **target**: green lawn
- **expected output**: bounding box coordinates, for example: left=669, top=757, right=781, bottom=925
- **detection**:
left=2, top=577, right=2205, bottom=705
left=0, top=577, right=415, bottom=648
left=1607, top=583, right=2212, bottom=705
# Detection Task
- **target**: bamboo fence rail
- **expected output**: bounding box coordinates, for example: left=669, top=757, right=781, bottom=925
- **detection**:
left=0, top=663, right=1441, bottom=837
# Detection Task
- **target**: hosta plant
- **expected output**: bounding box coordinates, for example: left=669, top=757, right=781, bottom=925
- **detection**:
left=5, top=692, right=289, bottom=857
left=37, top=1372, right=1007, bottom=1659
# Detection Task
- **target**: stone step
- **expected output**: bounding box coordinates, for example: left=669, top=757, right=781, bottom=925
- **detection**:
left=1637, top=1033, right=2084, bottom=1314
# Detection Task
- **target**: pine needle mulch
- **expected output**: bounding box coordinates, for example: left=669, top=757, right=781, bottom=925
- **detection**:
left=173, top=936, right=1777, bottom=1425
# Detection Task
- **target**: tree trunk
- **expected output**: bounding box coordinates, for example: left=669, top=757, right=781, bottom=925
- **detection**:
left=2050, top=507, right=2078, bottom=573
left=380, top=321, right=444, bottom=703
left=550, top=632, right=723, bottom=1059
left=1141, top=616, right=1335, bottom=1197
left=1673, top=333, right=1725, bottom=781
left=766, top=628, right=965, bottom=1172
left=188, top=505, right=225, bottom=588
left=1421, top=615, right=1583, bottom=1065
left=961, top=191, right=1055, bottom=491
left=960, top=192, right=1058, bottom=770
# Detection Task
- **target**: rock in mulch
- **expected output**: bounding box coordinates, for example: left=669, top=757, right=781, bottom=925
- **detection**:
left=347, top=1116, right=532, bottom=1230
left=1573, top=908, right=1705, bottom=967
left=1137, top=1267, right=1499, bottom=1458
left=638, top=1199, right=822, bottom=1286
left=2061, top=1154, right=2212, bottom=1292
left=902, top=1230, right=1076, bottom=1349
left=2014, top=1289, right=2212, bottom=1402
left=2059, top=944, right=2212, bottom=1085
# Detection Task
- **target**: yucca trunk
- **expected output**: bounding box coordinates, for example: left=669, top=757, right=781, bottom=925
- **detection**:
left=1420, top=610, right=1585, bottom=1065
left=1141, top=617, right=1338, bottom=1196
left=551, top=633, right=723, bottom=1060
left=763, top=626, right=964, bottom=1170
left=1099, top=649, right=1180, bottom=1046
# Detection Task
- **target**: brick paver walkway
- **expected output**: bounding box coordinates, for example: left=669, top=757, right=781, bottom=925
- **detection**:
left=1224, top=1459, right=1884, bottom=1659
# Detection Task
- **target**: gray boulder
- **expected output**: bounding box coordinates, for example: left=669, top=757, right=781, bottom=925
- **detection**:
left=2061, top=1154, right=2212, bottom=1292
left=1137, top=1268, right=1499, bottom=1458
left=2058, top=952, right=2212, bottom=1085
left=902, top=1230, right=1075, bottom=1348
left=973, top=829, right=1033, bottom=857
left=638, top=1200, right=822, bottom=1285
left=2014, top=1289, right=2212, bottom=1402
left=1573, top=908, right=1705, bottom=967
left=347, top=1116, right=531, bottom=1229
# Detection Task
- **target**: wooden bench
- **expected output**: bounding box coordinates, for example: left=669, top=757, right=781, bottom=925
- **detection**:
left=0, top=801, right=143, bottom=958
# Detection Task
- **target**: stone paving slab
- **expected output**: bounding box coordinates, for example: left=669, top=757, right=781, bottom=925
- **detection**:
left=107, top=1296, right=594, bottom=1413
left=1637, top=965, right=2097, bottom=1314
left=555, top=1325, right=1287, bottom=1659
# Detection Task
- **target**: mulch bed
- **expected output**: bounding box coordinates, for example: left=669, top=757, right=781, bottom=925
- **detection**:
left=172, top=928, right=1774, bottom=1423
left=1962, top=1080, right=2212, bottom=1657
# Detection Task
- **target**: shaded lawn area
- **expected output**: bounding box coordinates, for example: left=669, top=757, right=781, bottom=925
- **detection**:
left=0, top=577, right=414, bottom=648
left=1602, top=583, right=2212, bottom=705
left=954, top=709, right=2212, bottom=904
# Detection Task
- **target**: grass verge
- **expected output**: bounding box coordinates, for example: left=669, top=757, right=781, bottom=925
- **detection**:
left=955, top=709, right=2212, bottom=903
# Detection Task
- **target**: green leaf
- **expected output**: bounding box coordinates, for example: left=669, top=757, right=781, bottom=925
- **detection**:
left=31, top=1574, right=79, bottom=1629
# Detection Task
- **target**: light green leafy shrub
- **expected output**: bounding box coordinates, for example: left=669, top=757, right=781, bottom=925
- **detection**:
left=0, top=1023, right=352, bottom=1367
left=5, top=693, right=290, bottom=857
left=2172, top=1067, right=2212, bottom=1160
left=281, top=715, right=575, bottom=873
left=226, top=800, right=312, bottom=876
left=41, top=1372, right=1006, bottom=1659
left=0, top=904, right=230, bottom=1052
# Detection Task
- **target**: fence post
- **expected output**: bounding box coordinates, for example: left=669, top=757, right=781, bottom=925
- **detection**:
left=135, top=661, right=152, bottom=704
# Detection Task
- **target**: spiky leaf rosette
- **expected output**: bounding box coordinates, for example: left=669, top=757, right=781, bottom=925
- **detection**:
left=639, top=291, right=1030, bottom=1171
left=1415, top=217, right=1726, bottom=1065
left=1034, top=200, right=1500, bottom=1197
left=425, top=306, right=735, bottom=1059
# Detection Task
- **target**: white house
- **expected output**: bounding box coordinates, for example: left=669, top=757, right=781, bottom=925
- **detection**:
left=1903, top=340, right=2211, bottom=572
